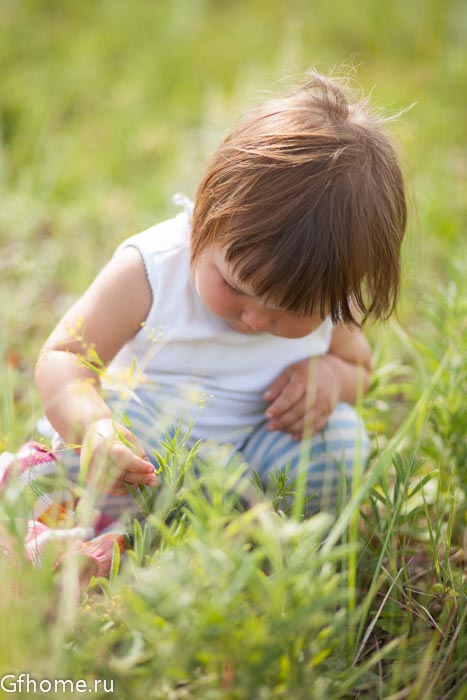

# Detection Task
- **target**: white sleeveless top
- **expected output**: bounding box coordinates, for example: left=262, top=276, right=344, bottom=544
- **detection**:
left=107, top=197, right=334, bottom=444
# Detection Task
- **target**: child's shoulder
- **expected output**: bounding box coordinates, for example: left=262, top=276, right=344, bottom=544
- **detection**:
left=113, top=200, right=193, bottom=300
left=116, top=208, right=191, bottom=259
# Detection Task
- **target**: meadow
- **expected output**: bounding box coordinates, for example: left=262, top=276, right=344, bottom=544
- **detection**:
left=1, top=1, right=467, bottom=697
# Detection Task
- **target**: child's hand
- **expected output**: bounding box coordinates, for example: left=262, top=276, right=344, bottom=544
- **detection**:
left=263, top=356, right=341, bottom=440
left=80, top=419, right=160, bottom=495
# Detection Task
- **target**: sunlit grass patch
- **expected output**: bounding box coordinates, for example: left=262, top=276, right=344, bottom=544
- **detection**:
left=2, top=276, right=467, bottom=697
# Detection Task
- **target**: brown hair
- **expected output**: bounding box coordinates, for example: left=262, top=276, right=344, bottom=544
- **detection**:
left=191, top=73, right=407, bottom=325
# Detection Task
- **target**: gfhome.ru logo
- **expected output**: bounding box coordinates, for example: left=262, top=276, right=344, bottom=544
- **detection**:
left=0, top=672, right=114, bottom=694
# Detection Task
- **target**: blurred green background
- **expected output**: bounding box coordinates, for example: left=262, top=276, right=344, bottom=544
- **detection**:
left=1, top=0, right=466, bottom=442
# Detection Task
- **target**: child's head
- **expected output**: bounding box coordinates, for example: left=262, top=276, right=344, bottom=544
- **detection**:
left=191, top=73, right=407, bottom=328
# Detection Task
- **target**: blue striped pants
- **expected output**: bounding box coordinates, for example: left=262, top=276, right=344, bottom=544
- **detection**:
left=53, top=392, right=370, bottom=519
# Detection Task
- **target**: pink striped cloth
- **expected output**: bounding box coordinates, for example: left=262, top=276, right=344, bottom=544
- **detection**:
left=0, top=442, right=127, bottom=583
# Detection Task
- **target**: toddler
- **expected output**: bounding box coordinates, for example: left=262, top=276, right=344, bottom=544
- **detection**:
left=34, top=73, right=407, bottom=517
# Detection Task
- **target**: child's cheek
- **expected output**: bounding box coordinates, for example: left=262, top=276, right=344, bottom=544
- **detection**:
left=220, top=293, right=242, bottom=322
left=217, top=296, right=236, bottom=318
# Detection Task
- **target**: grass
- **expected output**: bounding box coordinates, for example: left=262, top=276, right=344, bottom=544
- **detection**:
left=1, top=291, right=467, bottom=698
left=1, top=0, right=467, bottom=698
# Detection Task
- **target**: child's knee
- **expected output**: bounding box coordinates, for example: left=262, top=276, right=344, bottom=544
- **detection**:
left=321, top=403, right=370, bottom=472
left=302, top=404, right=369, bottom=512
left=234, top=405, right=369, bottom=513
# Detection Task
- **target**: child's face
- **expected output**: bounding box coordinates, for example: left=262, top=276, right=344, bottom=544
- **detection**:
left=193, top=246, right=325, bottom=339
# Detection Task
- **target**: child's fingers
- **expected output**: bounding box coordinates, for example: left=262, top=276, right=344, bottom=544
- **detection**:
left=100, top=445, right=159, bottom=487
left=313, top=411, right=330, bottom=433
left=267, top=397, right=306, bottom=432
left=94, top=420, right=149, bottom=460
left=265, top=380, right=305, bottom=422
left=95, top=468, right=157, bottom=495
left=115, top=429, right=148, bottom=461
left=117, top=469, right=159, bottom=487
left=283, top=417, right=305, bottom=438
left=108, top=443, right=155, bottom=475
left=108, top=483, right=133, bottom=496
left=263, top=371, right=290, bottom=402
left=269, top=408, right=330, bottom=439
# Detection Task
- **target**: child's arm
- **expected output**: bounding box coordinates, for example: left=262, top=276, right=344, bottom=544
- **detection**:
left=35, top=247, right=159, bottom=494
left=263, top=323, right=372, bottom=439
